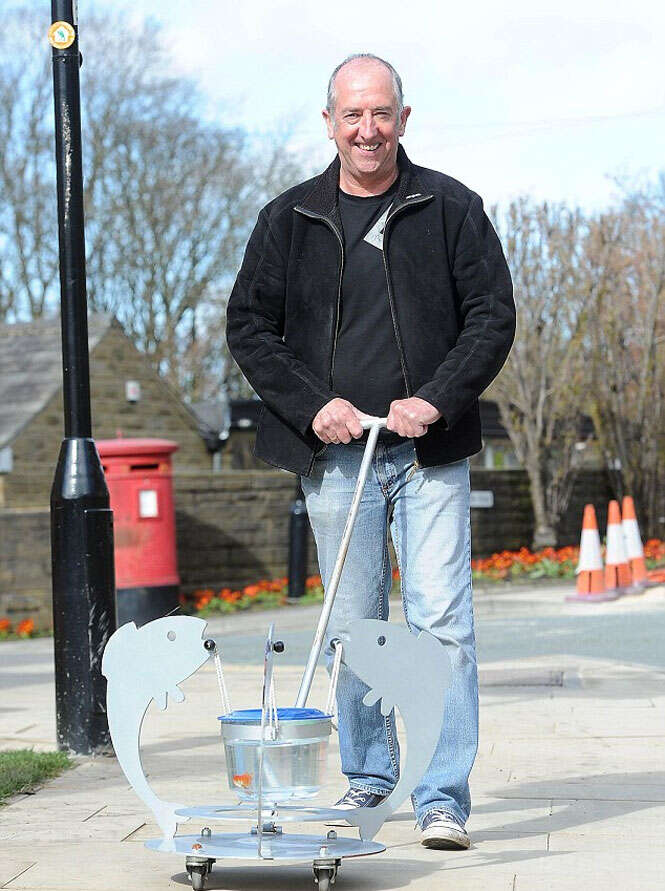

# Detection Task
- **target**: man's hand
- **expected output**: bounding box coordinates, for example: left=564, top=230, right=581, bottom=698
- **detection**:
left=312, top=398, right=366, bottom=444
left=387, top=397, right=441, bottom=438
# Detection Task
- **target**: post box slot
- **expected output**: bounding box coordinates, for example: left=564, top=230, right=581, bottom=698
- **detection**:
left=130, top=462, right=159, bottom=472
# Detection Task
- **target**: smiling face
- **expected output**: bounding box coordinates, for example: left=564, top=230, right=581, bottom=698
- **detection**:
left=323, top=59, right=411, bottom=195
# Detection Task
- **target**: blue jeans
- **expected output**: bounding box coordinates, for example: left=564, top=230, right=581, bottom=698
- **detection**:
left=301, top=439, right=478, bottom=827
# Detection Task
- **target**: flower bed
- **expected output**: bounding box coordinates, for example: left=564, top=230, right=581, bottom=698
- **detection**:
left=472, top=546, right=579, bottom=582
left=188, top=539, right=665, bottom=613
left=0, top=618, right=39, bottom=640
left=188, top=575, right=326, bottom=616
left=471, top=539, right=665, bottom=583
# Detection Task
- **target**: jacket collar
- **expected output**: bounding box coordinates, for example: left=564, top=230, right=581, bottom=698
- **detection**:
left=295, top=145, right=432, bottom=226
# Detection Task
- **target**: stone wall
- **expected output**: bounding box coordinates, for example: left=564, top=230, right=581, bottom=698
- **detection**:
left=470, top=469, right=532, bottom=553
left=0, top=468, right=614, bottom=627
left=175, top=472, right=319, bottom=594
left=469, top=469, right=613, bottom=552
left=0, top=508, right=52, bottom=627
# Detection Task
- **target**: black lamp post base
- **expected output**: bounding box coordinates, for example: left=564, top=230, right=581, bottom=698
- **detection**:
left=51, top=437, right=116, bottom=754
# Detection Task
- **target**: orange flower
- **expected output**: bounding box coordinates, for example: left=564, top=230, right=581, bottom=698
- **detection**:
left=193, top=587, right=214, bottom=609
left=644, top=539, right=665, bottom=561
left=193, top=588, right=214, bottom=602
left=392, top=567, right=401, bottom=580
left=221, top=590, right=242, bottom=603
left=306, top=575, right=322, bottom=589
left=0, top=618, right=11, bottom=633
left=243, top=584, right=261, bottom=597
left=17, top=618, right=35, bottom=637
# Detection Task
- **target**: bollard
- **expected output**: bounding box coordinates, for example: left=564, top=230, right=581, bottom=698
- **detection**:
left=287, top=495, right=309, bottom=600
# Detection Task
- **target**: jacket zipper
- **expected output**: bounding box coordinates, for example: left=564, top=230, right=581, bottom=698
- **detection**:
left=294, top=206, right=345, bottom=475
left=381, top=195, right=433, bottom=398
left=296, top=193, right=432, bottom=475
left=293, top=207, right=344, bottom=389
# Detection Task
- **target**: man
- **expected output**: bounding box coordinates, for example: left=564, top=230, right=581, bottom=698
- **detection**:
left=227, top=54, right=515, bottom=849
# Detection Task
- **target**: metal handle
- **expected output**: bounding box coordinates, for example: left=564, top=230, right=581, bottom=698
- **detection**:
left=359, top=416, right=388, bottom=430
left=295, top=418, right=386, bottom=707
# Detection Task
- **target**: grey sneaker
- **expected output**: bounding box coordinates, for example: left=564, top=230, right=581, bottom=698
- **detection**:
left=326, top=787, right=385, bottom=826
left=420, top=810, right=470, bottom=850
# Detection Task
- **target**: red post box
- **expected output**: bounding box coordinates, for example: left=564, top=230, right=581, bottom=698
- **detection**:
left=97, top=438, right=180, bottom=626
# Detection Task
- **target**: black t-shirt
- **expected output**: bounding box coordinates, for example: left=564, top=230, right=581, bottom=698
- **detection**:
left=333, top=181, right=406, bottom=420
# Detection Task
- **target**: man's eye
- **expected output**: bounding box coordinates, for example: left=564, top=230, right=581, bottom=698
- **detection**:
left=345, top=115, right=359, bottom=122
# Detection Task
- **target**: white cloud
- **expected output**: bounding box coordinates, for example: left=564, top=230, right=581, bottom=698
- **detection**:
left=96, top=0, right=665, bottom=208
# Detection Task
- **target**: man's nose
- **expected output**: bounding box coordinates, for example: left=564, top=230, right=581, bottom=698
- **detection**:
left=358, top=111, right=378, bottom=140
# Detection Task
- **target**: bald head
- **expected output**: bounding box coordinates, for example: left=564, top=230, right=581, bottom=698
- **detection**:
left=326, top=53, right=404, bottom=116
left=321, top=53, right=411, bottom=195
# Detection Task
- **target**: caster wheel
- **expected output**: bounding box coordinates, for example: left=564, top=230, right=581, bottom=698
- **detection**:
left=190, top=867, right=206, bottom=891
left=313, top=866, right=335, bottom=891
left=187, top=859, right=213, bottom=891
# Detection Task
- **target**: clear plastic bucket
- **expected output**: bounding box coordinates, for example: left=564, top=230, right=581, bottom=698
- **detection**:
left=219, top=708, right=332, bottom=802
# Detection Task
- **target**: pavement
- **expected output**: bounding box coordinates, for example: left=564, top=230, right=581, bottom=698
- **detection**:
left=2, top=581, right=665, bottom=890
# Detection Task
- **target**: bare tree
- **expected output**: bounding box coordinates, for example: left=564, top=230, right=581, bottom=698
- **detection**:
left=584, top=177, right=665, bottom=538
left=0, top=11, right=58, bottom=320
left=491, top=198, right=591, bottom=548
left=0, top=7, right=303, bottom=402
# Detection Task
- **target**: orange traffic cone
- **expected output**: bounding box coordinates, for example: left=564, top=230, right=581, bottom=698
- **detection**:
left=567, top=504, right=614, bottom=601
left=605, top=500, right=631, bottom=593
left=622, top=496, right=648, bottom=587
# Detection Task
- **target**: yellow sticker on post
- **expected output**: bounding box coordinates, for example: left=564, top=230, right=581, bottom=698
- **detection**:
left=48, top=21, right=75, bottom=50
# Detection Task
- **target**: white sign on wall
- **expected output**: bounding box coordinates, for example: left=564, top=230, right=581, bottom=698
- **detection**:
left=0, top=447, right=13, bottom=474
left=470, top=490, right=494, bottom=509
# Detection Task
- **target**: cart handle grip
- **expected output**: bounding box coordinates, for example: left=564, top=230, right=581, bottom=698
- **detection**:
left=359, top=416, right=388, bottom=430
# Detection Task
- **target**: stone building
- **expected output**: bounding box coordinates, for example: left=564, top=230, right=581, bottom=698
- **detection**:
left=0, top=314, right=210, bottom=509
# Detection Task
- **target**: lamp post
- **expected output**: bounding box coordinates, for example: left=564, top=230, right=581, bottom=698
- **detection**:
left=49, top=1, right=117, bottom=754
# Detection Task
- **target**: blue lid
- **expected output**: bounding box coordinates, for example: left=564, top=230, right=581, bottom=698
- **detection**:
left=218, top=707, right=330, bottom=723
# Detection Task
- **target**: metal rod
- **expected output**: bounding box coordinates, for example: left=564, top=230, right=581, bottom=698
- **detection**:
left=213, top=648, right=231, bottom=716
left=295, top=418, right=386, bottom=707
left=325, top=640, right=344, bottom=718
left=256, top=624, right=276, bottom=858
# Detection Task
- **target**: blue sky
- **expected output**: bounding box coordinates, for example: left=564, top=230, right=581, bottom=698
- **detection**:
left=114, top=0, right=664, bottom=210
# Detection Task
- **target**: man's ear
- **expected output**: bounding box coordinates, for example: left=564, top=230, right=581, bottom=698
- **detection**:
left=398, top=106, right=411, bottom=137
left=322, top=108, right=335, bottom=140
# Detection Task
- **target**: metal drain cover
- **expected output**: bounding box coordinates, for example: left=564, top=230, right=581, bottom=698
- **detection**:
left=479, top=668, right=564, bottom=687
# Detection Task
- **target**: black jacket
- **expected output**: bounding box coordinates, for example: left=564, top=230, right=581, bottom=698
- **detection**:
left=226, top=146, right=515, bottom=476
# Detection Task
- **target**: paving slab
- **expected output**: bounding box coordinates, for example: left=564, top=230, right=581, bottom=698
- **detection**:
left=1, top=583, right=664, bottom=889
